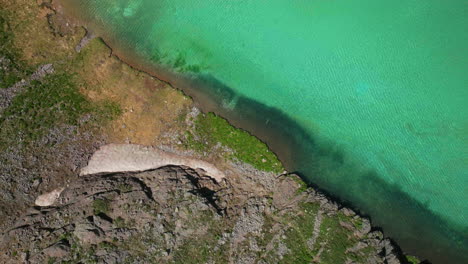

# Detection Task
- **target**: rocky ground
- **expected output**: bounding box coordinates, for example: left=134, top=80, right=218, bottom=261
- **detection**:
left=1, top=163, right=403, bottom=264
left=0, top=1, right=420, bottom=263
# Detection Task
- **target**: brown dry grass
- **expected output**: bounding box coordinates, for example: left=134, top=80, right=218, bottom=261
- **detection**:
left=1, top=0, right=81, bottom=66
left=72, top=39, right=192, bottom=145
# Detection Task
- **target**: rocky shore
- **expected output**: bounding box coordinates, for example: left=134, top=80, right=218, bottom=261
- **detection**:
left=1, top=147, right=404, bottom=263
left=0, top=1, right=421, bottom=263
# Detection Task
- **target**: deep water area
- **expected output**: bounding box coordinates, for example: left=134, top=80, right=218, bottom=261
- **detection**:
left=60, top=0, right=468, bottom=262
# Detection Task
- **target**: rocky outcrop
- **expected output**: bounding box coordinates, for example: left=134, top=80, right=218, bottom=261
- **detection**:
left=75, top=30, right=96, bottom=53
left=0, top=162, right=404, bottom=263
left=34, top=188, right=64, bottom=207
left=1, top=166, right=226, bottom=263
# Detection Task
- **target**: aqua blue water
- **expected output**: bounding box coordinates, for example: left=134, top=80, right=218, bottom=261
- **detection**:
left=62, top=0, right=468, bottom=262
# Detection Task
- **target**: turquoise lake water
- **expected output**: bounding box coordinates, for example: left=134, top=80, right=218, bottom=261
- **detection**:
left=62, top=0, right=468, bottom=262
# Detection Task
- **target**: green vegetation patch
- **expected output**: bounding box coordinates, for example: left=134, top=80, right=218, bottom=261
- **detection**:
left=171, top=209, right=228, bottom=263
left=0, top=73, right=121, bottom=146
left=185, top=112, right=283, bottom=173
left=0, top=11, right=31, bottom=88
left=265, top=202, right=374, bottom=264
left=2, top=74, right=88, bottom=126
left=93, top=199, right=110, bottom=215
left=113, top=217, right=126, bottom=228
left=406, top=255, right=420, bottom=264
left=0, top=74, right=88, bottom=144
left=288, top=174, right=308, bottom=194
left=279, top=202, right=320, bottom=264
left=316, top=216, right=355, bottom=263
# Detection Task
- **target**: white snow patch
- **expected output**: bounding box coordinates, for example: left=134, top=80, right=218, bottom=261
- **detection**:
left=80, top=144, right=225, bottom=182
left=35, top=188, right=64, bottom=207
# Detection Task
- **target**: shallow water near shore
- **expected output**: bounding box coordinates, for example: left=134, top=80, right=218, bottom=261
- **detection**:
left=60, top=0, right=468, bottom=262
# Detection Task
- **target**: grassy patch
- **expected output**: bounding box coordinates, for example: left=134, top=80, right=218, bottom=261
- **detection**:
left=117, top=183, right=133, bottom=193
left=279, top=203, right=319, bottom=264
left=288, top=174, right=308, bottom=194
left=0, top=10, right=31, bottom=88
left=312, top=211, right=358, bottom=264
left=93, top=199, right=110, bottom=215
left=185, top=112, right=283, bottom=173
left=99, top=241, right=117, bottom=250
left=317, top=219, right=352, bottom=263
left=98, top=100, right=123, bottom=121
left=171, top=210, right=228, bottom=263
left=406, top=255, right=420, bottom=264
left=0, top=73, right=121, bottom=147
left=0, top=74, right=89, bottom=145
left=276, top=202, right=372, bottom=264
left=353, top=217, right=363, bottom=229
left=257, top=214, right=275, bottom=248
left=60, top=235, right=99, bottom=263
left=113, top=217, right=126, bottom=228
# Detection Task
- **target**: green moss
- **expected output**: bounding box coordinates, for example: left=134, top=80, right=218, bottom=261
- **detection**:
left=280, top=204, right=318, bottom=263
left=257, top=214, right=276, bottom=250
left=58, top=232, right=73, bottom=242
left=274, top=202, right=371, bottom=264
left=0, top=73, right=121, bottom=148
left=97, top=100, right=123, bottom=121
left=300, top=202, right=321, bottom=213
left=113, top=217, right=126, bottom=228
left=289, top=174, right=308, bottom=194
left=99, top=241, right=117, bottom=250
left=353, top=217, right=364, bottom=229
left=0, top=74, right=88, bottom=142
left=93, top=199, right=110, bottom=215
left=406, top=255, right=420, bottom=264
left=313, top=213, right=357, bottom=264
left=62, top=235, right=99, bottom=263
left=171, top=210, right=228, bottom=263
left=0, top=11, right=121, bottom=150
left=173, top=221, right=229, bottom=263
left=184, top=131, right=208, bottom=152
left=186, top=112, right=283, bottom=173
left=117, top=183, right=133, bottom=193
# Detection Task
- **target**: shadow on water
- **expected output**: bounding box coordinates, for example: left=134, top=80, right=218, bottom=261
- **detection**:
left=175, top=73, right=468, bottom=264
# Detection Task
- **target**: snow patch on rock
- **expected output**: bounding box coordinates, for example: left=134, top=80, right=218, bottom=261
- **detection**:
left=80, top=144, right=226, bottom=182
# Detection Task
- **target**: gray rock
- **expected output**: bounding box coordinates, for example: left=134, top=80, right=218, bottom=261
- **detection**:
left=43, top=241, right=70, bottom=258
left=74, top=223, right=104, bottom=244
left=0, top=165, right=405, bottom=264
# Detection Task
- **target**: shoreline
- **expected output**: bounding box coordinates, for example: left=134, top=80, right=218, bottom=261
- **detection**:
left=92, top=41, right=468, bottom=263
left=24, top=2, right=466, bottom=262
left=79, top=41, right=466, bottom=263
left=71, top=35, right=434, bottom=263
left=3, top=161, right=404, bottom=263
